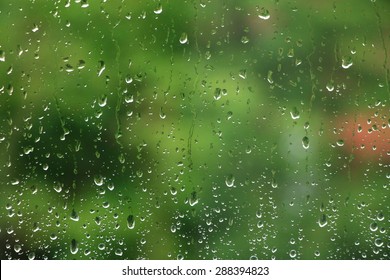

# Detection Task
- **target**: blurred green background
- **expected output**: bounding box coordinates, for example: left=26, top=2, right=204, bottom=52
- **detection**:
left=0, top=0, right=389, bottom=260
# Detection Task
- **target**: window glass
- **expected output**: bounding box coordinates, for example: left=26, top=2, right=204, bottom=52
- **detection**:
left=0, top=0, right=389, bottom=260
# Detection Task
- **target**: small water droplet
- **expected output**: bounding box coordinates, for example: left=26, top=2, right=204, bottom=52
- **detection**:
left=115, top=248, right=123, bottom=256
left=341, top=56, right=353, bottom=69
left=94, top=175, right=104, bottom=186
left=225, top=174, right=235, bottom=187
left=28, top=252, right=35, bottom=260
left=98, top=243, right=106, bottom=250
left=70, top=239, right=78, bottom=254
left=32, top=24, right=39, bottom=32
left=127, top=215, right=135, bottom=229
left=154, top=3, right=163, bottom=14
left=289, top=249, right=297, bottom=258
left=179, top=33, right=188, bottom=44
left=326, top=81, right=334, bottom=92
left=97, top=60, right=105, bottom=76
left=14, top=244, right=22, bottom=253
left=98, top=95, right=107, bottom=107
left=125, top=75, right=133, bottom=84
left=81, top=0, right=89, bottom=8
left=241, top=36, right=249, bottom=44
left=77, top=60, right=85, bottom=69
left=0, top=50, right=5, bottom=62
left=290, top=107, right=300, bottom=119
left=374, top=238, right=383, bottom=247
left=336, top=139, right=344, bottom=147
left=318, top=214, right=327, bottom=227
left=70, top=209, right=79, bottom=222
left=258, top=8, right=271, bottom=20
left=65, top=64, right=74, bottom=73
left=54, top=183, right=63, bottom=193
left=377, top=212, right=384, bottom=221
left=271, top=177, right=278, bottom=188
left=302, top=136, right=310, bottom=149
left=370, top=222, right=378, bottom=232
left=214, top=88, right=222, bottom=100
left=189, top=191, right=198, bottom=206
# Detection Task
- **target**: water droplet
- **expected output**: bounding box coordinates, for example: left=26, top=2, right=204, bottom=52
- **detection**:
left=94, top=175, right=104, bottom=186
left=11, top=179, right=20, bottom=185
left=70, top=239, right=78, bottom=254
left=115, top=248, right=123, bottom=256
left=225, top=174, right=235, bottom=187
left=125, top=75, right=133, bottom=84
left=179, top=33, right=188, bottom=44
left=336, top=139, right=344, bottom=146
left=341, top=56, right=353, bottom=69
left=290, top=107, right=300, bottom=119
left=98, top=95, right=107, bottom=107
left=127, top=215, right=135, bottom=229
left=302, top=136, right=310, bottom=149
left=258, top=8, right=271, bottom=20
left=70, top=209, right=79, bottom=222
left=271, top=177, right=278, bottom=188
left=374, top=238, right=383, bottom=247
left=32, top=24, right=39, bottom=32
left=189, top=191, right=198, bottom=206
left=377, top=212, right=384, bottom=221
left=326, top=81, right=334, bottom=92
left=77, top=60, right=85, bottom=69
left=14, top=244, right=22, bottom=253
left=370, top=222, right=378, bottom=232
left=241, top=36, right=249, bottom=44
left=0, top=50, right=5, bottom=62
left=81, top=0, right=89, bottom=8
left=154, top=3, right=163, bottom=14
left=214, top=88, right=222, bottom=100
left=267, top=70, right=273, bottom=84
left=289, top=249, right=297, bottom=258
left=318, top=214, right=327, bottom=227
left=239, top=69, right=247, bottom=79
left=28, top=252, right=35, bottom=260
left=54, top=183, right=63, bottom=193
left=65, top=64, right=74, bottom=72
left=177, top=254, right=184, bottom=260
left=97, top=60, right=105, bottom=76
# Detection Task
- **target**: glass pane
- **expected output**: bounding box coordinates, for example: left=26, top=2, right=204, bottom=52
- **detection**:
left=1, top=0, right=389, bottom=260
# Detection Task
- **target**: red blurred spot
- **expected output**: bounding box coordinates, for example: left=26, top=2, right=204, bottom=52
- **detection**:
left=337, top=110, right=390, bottom=162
